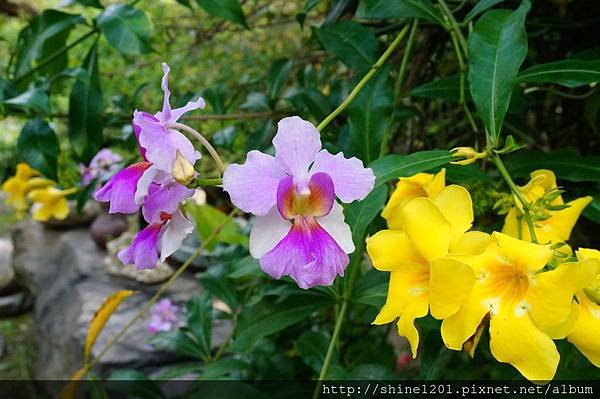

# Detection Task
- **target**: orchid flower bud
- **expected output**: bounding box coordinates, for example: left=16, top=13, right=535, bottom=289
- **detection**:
left=172, top=149, right=195, bottom=185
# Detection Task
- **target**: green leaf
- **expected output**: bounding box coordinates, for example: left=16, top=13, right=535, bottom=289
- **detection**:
left=201, top=357, right=248, bottom=379
left=467, top=0, right=530, bottom=145
left=288, top=87, right=332, bottom=121
left=149, top=330, right=207, bottom=360
left=232, top=295, right=333, bottom=352
left=17, top=118, right=60, bottom=180
left=347, top=65, right=393, bottom=163
left=316, top=21, right=379, bottom=71
left=371, top=150, right=455, bottom=187
left=583, top=197, right=600, bottom=224
left=464, top=0, right=506, bottom=23
left=186, top=293, right=213, bottom=360
left=62, top=0, right=104, bottom=8
left=198, top=271, right=238, bottom=311
left=517, top=59, right=600, bottom=88
left=351, top=364, right=396, bottom=379
left=4, top=85, right=50, bottom=114
left=295, top=331, right=331, bottom=372
left=68, top=43, right=104, bottom=163
left=351, top=269, right=388, bottom=307
left=106, top=369, right=165, bottom=399
left=13, top=10, right=83, bottom=81
left=227, top=256, right=262, bottom=279
left=505, top=149, right=600, bottom=182
left=411, top=74, right=471, bottom=102
left=185, top=203, right=247, bottom=250
left=196, top=0, right=248, bottom=28
left=345, top=185, right=387, bottom=247
left=96, top=4, right=153, bottom=55
left=356, top=0, right=445, bottom=26
left=296, top=0, right=320, bottom=28
left=267, top=58, right=292, bottom=105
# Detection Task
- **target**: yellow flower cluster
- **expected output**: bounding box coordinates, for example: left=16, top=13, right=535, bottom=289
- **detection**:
left=1, top=163, right=76, bottom=221
left=367, top=169, right=599, bottom=382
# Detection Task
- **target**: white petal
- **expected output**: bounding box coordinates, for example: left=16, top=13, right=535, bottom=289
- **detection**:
left=317, top=202, right=355, bottom=254
left=134, top=165, right=159, bottom=204
left=249, top=206, right=292, bottom=258
left=158, top=211, right=194, bottom=261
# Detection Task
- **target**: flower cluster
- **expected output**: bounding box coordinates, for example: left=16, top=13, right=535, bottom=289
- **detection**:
left=2, top=163, right=77, bottom=221
left=223, top=116, right=375, bottom=289
left=367, top=170, right=600, bottom=381
left=95, top=63, right=204, bottom=270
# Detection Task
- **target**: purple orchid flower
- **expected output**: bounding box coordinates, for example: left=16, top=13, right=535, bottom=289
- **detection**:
left=148, top=298, right=180, bottom=334
left=223, top=116, right=375, bottom=289
left=80, top=148, right=123, bottom=186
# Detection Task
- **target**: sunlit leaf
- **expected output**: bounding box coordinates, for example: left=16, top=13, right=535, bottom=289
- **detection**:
left=17, top=118, right=60, bottom=180
left=196, top=0, right=248, bottom=28
left=96, top=4, right=153, bottom=55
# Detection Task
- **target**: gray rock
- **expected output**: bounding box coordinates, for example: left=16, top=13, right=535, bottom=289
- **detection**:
left=0, top=290, right=32, bottom=316
left=12, top=222, right=232, bottom=379
left=0, top=238, right=15, bottom=294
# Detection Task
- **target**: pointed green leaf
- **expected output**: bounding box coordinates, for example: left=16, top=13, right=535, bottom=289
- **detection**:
left=196, top=0, right=248, bottom=28
left=356, top=0, right=445, bottom=26
left=371, top=150, right=455, bottom=187
left=96, top=4, right=153, bottom=55
left=517, top=59, right=600, bottom=88
left=464, top=0, right=506, bottom=23
left=316, top=21, right=379, bottom=72
left=17, top=118, right=60, bottom=180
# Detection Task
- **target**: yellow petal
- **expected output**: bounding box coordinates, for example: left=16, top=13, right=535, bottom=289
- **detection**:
left=528, top=259, right=600, bottom=328
left=373, top=266, right=429, bottom=325
left=401, top=197, right=451, bottom=261
left=429, top=258, right=475, bottom=319
left=366, top=230, right=425, bottom=272
left=568, top=294, right=600, bottom=367
left=489, top=305, right=559, bottom=382
left=425, top=168, right=446, bottom=198
left=493, top=232, right=553, bottom=274
left=501, top=208, right=520, bottom=238
left=441, top=283, right=490, bottom=350
left=546, top=196, right=592, bottom=242
left=397, top=296, right=429, bottom=358
left=541, top=301, right=579, bottom=339
left=432, top=185, right=473, bottom=237
left=576, top=248, right=600, bottom=261
left=449, top=231, right=492, bottom=255
left=15, top=163, right=39, bottom=180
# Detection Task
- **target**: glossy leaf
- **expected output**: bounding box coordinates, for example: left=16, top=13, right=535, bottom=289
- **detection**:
left=198, top=271, right=238, bottom=311
left=96, top=4, right=153, bottom=55
left=467, top=0, right=530, bottom=144
left=345, top=184, right=388, bottom=247
left=356, top=0, right=445, bottom=25
left=295, top=331, right=331, bottom=372
left=316, top=21, right=379, bottom=72
left=186, top=293, right=213, bottom=360
left=185, top=203, right=247, bottom=250
left=4, top=85, right=51, bottom=114
left=69, top=43, right=104, bottom=163
left=464, top=0, right=506, bottom=23
left=351, top=269, right=388, bottom=307
left=505, top=149, right=600, bottom=182
left=13, top=10, right=83, bottom=81
left=371, top=150, right=455, bottom=187
left=201, top=358, right=248, bottom=379
left=517, top=59, right=600, bottom=88
left=196, top=0, right=248, bottom=28
left=17, top=118, right=61, bottom=180
left=62, top=0, right=104, bottom=8
left=296, top=0, right=320, bottom=28
left=411, top=74, right=471, bottom=102
left=347, top=65, right=393, bottom=163
left=583, top=197, right=600, bottom=224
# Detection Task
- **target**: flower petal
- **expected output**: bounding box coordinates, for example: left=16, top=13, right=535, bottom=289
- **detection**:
left=527, top=258, right=600, bottom=329
left=397, top=296, right=429, bottom=358
left=94, top=162, right=151, bottom=214
left=546, top=196, right=592, bottom=242
left=273, top=116, right=321, bottom=179
left=441, top=283, right=490, bottom=350
left=158, top=211, right=194, bottom=261
left=309, top=150, right=375, bottom=203
left=134, top=164, right=159, bottom=205
left=429, top=258, right=475, bottom=320
left=568, top=295, right=600, bottom=367
left=449, top=231, right=492, bottom=255
left=142, top=182, right=194, bottom=224
left=249, top=206, right=292, bottom=258
left=276, top=173, right=334, bottom=219
left=259, top=217, right=349, bottom=289
left=223, top=151, right=287, bottom=215
left=118, top=224, right=162, bottom=270
left=316, top=202, right=354, bottom=254
left=432, top=185, right=473, bottom=237
left=489, top=305, right=559, bottom=382
left=366, top=230, right=425, bottom=272
left=493, top=232, right=553, bottom=274
left=401, top=197, right=451, bottom=261
left=157, top=62, right=205, bottom=123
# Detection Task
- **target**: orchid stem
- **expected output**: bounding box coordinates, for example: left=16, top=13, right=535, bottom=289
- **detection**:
left=316, top=23, right=411, bottom=132
left=195, top=177, right=223, bottom=187
left=492, top=154, right=538, bottom=243
left=166, top=122, right=226, bottom=176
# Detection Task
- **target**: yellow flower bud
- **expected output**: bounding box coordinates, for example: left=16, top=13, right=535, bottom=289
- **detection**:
left=172, top=149, right=195, bottom=185
left=450, top=146, right=488, bottom=165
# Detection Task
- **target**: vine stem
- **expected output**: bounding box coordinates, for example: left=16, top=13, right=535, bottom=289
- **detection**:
left=80, top=209, right=239, bottom=376
left=379, top=19, right=419, bottom=157
left=316, top=23, right=411, bottom=132
left=492, top=154, right=538, bottom=243
left=166, top=122, right=226, bottom=176
left=438, top=0, right=468, bottom=58
left=195, top=177, right=223, bottom=187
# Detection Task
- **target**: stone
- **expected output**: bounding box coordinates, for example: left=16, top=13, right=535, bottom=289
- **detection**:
left=90, top=213, right=128, bottom=249
left=42, top=200, right=100, bottom=229
left=0, top=291, right=32, bottom=316
left=0, top=238, right=15, bottom=294
left=11, top=222, right=232, bottom=380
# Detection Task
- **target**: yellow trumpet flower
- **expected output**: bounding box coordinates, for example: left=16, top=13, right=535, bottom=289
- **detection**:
left=2, top=163, right=54, bottom=218
left=28, top=187, right=77, bottom=222
left=381, top=169, right=446, bottom=230
left=440, top=232, right=599, bottom=381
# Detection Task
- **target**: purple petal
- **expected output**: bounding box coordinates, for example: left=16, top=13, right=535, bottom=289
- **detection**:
left=276, top=173, right=334, bottom=219
left=155, top=63, right=205, bottom=124
left=158, top=211, right=194, bottom=261
left=249, top=206, right=292, bottom=258
left=142, top=182, right=194, bottom=224
left=222, top=150, right=287, bottom=216
left=160, top=63, right=173, bottom=121
left=259, top=217, right=349, bottom=289
left=310, top=150, right=375, bottom=203
left=94, top=162, right=151, bottom=214
left=118, top=223, right=162, bottom=270
left=132, top=111, right=158, bottom=161
left=273, top=116, right=321, bottom=179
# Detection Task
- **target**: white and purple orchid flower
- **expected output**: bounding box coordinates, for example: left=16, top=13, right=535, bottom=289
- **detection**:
left=148, top=298, right=180, bottom=334
left=94, top=63, right=204, bottom=270
left=223, top=116, right=375, bottom=289
left=80, top=148, right=123, bottom=186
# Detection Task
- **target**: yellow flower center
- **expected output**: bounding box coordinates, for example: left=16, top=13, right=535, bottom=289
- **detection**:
left=481, top=260, right=531, bottom=304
